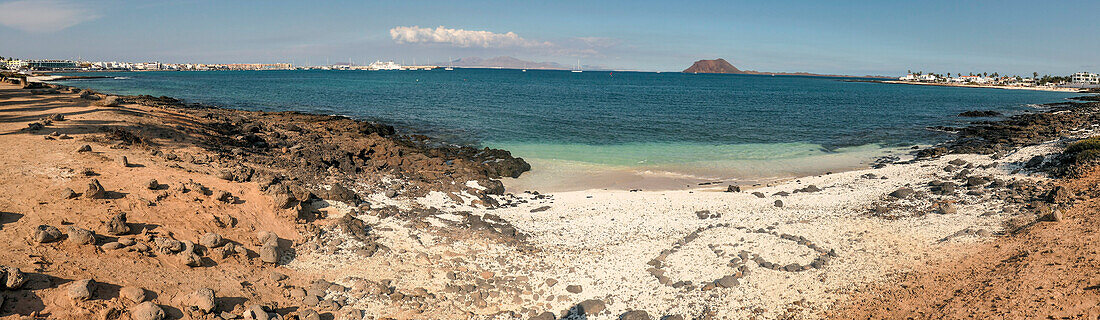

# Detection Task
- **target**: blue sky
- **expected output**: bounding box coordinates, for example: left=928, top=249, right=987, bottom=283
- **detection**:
left=0, top=0, right=1096, bottom=75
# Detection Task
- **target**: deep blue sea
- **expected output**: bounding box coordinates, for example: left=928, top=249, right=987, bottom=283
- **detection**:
left=56, top=69, right=1079, bottom=190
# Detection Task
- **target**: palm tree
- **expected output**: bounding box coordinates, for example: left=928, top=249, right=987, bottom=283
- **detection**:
left=1033, top=72, right=1038, bottom=80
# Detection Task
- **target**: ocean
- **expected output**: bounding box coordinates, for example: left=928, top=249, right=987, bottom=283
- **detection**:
left=55, top=69, right=1079, bottom=190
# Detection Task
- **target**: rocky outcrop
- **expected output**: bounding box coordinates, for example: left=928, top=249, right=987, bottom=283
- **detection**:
left=919, top=100, right=1100, bottom=158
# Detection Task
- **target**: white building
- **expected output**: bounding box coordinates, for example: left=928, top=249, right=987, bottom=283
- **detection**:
left=1071, top=72, right=1099, bottom=84
left=954, top=75, right=991, bottom=84
left=899, top=73, right=938, bottom=82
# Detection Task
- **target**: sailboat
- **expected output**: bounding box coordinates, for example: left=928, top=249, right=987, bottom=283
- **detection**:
left=522, top=63, right=527, bottom=72
left=571, top=59, right=583, bottom=73
left=444, top=56, right=454, bottom=70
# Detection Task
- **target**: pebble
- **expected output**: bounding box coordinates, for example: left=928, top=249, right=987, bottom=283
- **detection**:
left=32, top=225, right=63, bottom=243
left=566, top=284, right=582, bottom=294
left=130, top=302, right=166, bottom=320
left=65, top=226, right=96, bottom=245
left=59, top=188, right=77, bottom=199
left=84, top=179, right=107, bottom=199
left=620, top=310, right=653, bottom=320
left=183, top=288, right=216, bottom=314
left=889, top=188, right=915, bottom=199
left=1, top=266, right=27, bottom=289
left=260, top=245, right=280, bottom=264
left=216, top=190, right=233, bottom=203
left=716, top=275, right=739, bottom=288
left=68, top=279, right=95, bottom=301
left=102, top=242, right=124, bottom=250
left=299, top=309, right=321, bottom=320
left=200, top=232, right=225, bottom=248
left=242, top=305, right=270, bottom=320
left=774, top=200, right=784, bottom=207
left=118, top=237, right=136, bottom=246
left=181, top=251, right=202, bottom=267
left=577, top=299, right=606, bottom=315
left=147, top=179, right=159, bottom=190
left=120, top=286, right=147, bottom=303
left=106, top=212, right=131, bottom=235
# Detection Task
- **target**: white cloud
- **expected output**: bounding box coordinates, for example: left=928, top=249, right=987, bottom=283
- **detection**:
left=0, top=0, right=101, bottom=33
left=390, top=26, right=551, bottom=48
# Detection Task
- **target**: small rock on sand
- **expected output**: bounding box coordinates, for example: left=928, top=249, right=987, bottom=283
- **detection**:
left=566, top=284, right=583, bottom=294
left=577, top=299, right=606, bottom=315
left=120, top=286, right=147, bottom=303
left=716, top=275, right=739, bottom=288
left=725, top=185, right=740, bottom=192
left=200, top=232, right=225, bottom=248
left=215, top=190, right=233, bottom=203
left=256, top=231, right=278, bottom=246
left=774, top=200, right=784, bottom=207
left=120, top=156, right=130, bottom=167
left=130, top=302, right=166, bottom=320
left=752, top=192, right=765, bottom=198
left=146, top=179, right=159, bottom=190
left=242, top=305, right=270, bottom=320
left=33, top=225, right=63, bottom=243
left=530, top=206, right=551, bottom=213
left=59, top=188, right=77, bottom=199
left=77, top=145, right=92, bottom=152
left=299, top=309, right=321, bottom=320
left=106, top=212, right=130, bottom=235
left=183, top=288, right=216, bottom=314
left=259, top=245, right=280, bottom=264
left=68, top=279, right=95, bottom=301
left=530, top=312, right=556, bottom=320
left=889, top=188, right=915, bottom=199
left=935, top=203, right=958, bottom=214
left=620, top=310, right=653, bottom=320
left=65, top=226, right=95, bottom=245
left=84, top=179, right=107, bottom=199
left=181, top=251, right=202, bottom=267
left=96, top=95, right=120, bottom=107
left=545, top=278, right=558, bottom=287
left=1, top=266, right=27, bottom=289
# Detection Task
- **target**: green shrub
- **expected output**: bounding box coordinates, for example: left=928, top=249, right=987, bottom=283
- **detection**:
left=1064, top=137, right=1100, bottom=154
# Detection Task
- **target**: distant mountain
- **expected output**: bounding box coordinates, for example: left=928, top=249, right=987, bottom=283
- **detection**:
left=682, top=58, right=742, bottom=74
left=443, top=56, right=604, bottom=70
left=682, top=58, right=890, bottom=78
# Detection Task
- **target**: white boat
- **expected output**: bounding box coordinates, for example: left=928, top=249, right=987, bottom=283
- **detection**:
left=571, top=59, right=583, bottom=73
left=444, top=67, right=453, bottom=71
left=367, top=60, right=402, bottom=70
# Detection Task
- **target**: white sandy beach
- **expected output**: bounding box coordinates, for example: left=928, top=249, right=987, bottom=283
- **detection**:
left=286, top=134, right=1066, bottom=319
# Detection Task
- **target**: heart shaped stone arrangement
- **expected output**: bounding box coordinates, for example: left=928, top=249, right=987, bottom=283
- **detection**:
left=645, top=223, right=839, bottom=291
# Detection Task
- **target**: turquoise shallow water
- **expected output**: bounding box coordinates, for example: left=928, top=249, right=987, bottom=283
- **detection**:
left=55, top=69, right=1078, bottom=188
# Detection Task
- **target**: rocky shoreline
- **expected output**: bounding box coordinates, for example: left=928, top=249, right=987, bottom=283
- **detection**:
left=1, top=74, right=1099, bottom=319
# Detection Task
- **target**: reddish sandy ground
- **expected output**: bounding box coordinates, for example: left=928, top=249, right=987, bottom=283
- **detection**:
left=827, top=166, right=1100, bottom=319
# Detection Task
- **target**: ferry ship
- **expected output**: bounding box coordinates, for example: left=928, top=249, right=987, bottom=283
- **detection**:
left=367, top=60, right=402, bottom=71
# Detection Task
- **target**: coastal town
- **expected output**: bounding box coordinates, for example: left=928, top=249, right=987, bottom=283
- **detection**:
left=0, top=57, right=445, bottom=72
left=891, top=70, right=1100, bottom=92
